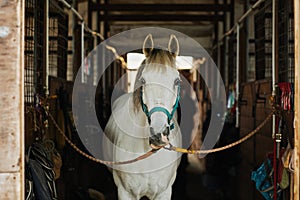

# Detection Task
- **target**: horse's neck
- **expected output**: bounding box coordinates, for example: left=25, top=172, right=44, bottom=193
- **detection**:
left=109, top=93, right=149, bottom=151
left=129, top=94, right=148, bottom=127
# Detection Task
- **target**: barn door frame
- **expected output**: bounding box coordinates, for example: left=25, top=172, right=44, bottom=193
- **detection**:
left=0, top=0, right=25, bottom=199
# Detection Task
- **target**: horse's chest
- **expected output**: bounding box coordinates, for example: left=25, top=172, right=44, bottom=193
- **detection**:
left=114, top=168, right=174, bottom=195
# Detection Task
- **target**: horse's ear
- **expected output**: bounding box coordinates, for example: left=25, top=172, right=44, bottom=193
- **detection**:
left=143, top=34, right=154, bottom=57
left=168, top=34, right=179, bottom=57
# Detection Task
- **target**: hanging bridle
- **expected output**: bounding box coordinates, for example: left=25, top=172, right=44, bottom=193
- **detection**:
left=140, top=81, right=181, bottom=130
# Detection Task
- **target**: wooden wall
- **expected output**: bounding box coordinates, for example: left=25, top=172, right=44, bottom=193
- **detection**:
left=237, top=80, right=273, bottom=200
left=0, top=0, right=24, bottom=199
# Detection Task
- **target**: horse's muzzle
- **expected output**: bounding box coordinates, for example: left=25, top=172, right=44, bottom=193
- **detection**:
left=149, top=127, right=170, bottom=148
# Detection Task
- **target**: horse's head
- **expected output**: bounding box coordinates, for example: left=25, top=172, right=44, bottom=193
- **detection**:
left=134, top=34, right=181, bottom=149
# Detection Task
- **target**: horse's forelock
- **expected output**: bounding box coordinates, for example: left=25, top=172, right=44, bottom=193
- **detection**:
left=146, top=49, right=176, bottom=68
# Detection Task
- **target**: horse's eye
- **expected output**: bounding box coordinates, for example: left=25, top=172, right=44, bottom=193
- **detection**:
left=140, top=77, right=146, bottom=84
left=174, top=78, right=181, bottom=86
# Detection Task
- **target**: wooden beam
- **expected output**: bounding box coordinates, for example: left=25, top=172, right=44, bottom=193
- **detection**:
left=0, top=0, right=24, bottom=199
left=90, top=3, right=231, bottom=12
left=99, top=14, right=223, bottom=22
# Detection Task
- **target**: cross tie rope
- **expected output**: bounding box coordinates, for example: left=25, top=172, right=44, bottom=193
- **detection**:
left=48, top=111, right=273, bottom=165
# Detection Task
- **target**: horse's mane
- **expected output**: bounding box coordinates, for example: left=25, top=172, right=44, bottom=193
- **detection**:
left=133, top=59, right=145, bottom=112
left=133, top=49, right=177, bottom=112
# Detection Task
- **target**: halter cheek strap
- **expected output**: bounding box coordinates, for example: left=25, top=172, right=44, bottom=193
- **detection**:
left=140, top=84, right=180, bottom=130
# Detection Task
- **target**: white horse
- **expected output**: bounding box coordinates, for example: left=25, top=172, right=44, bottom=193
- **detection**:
left=104, top=34, right=182, bottom=200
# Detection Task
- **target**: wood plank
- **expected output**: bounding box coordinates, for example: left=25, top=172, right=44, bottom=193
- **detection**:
left=0, top=0, right=23, bottom=172
left=240, top=137, right=254, bottom=162
left=0, top=173, right=21, bottom=200
left=0, top=0, right=24, bottom=199
left=240, top=104, right=254, bottom=117
left=240, top=116, right=254, bottom=135
left=240, top=82, right=255, bottom=105
left=256, top=118, right=272, bottom=138
left=255, top=104, right=272, bottom=121
left=255, top=79, right=272, bottom=109
left=255, top=134, right=273, bottom=164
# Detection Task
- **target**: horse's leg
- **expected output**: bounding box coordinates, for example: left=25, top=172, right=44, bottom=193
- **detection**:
left=117, top=186, right=137, bottom=200
left=154, top=187, right=172, bottom=200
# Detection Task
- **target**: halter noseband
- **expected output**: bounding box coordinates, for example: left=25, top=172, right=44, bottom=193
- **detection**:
left=140, top=83, right=180, bottom=130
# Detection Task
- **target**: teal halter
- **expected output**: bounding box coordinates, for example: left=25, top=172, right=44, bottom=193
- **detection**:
left=140, top=83, right=180, bottom=130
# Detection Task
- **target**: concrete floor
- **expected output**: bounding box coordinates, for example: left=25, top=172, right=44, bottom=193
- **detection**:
left=174, top=156, right=237, bottom=200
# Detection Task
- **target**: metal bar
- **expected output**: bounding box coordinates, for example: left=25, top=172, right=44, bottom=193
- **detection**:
left=90, top=3, right=231, bottom=12
left=238, top=0, right=264, bottom=23
left=244, top=0, right=250, bottom=83
left=236, top=24, right=240, bottom=128
left=217, top=43, right=221, bottom=99
left=102, top=45, right=106, bottom=100
left=45, top=0, right=49, bottom=96
left=220, top=0, right=265, bottom=41
left=294, top=0, right=300, bottom=198
left=272, top=0, right=278, bottom=198
left=223, top=0, right=228, bottom=86
left=215, top=0, right=220, bottom=99
left=57, top=0, right=104, bottom=40
left=58, top=0, right=83, bottom=21
left=272, top=0, right=276, bottom=98
left=271, top=0, right=278, bottom=144
left=98, top=14, right=223, bottom=22
left=81, top=22, right=85, bottom=83
left=55, top=0, right=125, bottom=75
left=33, top=2, right=38, bottom=93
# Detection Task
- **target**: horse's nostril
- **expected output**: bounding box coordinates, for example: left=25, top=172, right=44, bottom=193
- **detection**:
left=149, top=133, right=162, bottom=145
left=162, top=127, right=169, bottom=136
left=150, top=127, right=155, bottom=135
left=150, top=134, right=160, bottom=141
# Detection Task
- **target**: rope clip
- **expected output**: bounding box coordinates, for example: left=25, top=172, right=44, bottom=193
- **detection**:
left=163, top=143, right=174, bottom=151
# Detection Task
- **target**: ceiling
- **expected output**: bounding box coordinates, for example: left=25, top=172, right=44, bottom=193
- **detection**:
left=86, top=0, right=234, bottom=52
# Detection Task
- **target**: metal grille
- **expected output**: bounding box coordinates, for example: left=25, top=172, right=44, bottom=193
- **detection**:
left=49, top=1, right=68, bottom=79
left=278, top=0, right=294, bottom=83
left=254, top=0, right=272, bottom=80
left=24, top=0, right=44, bottom=103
